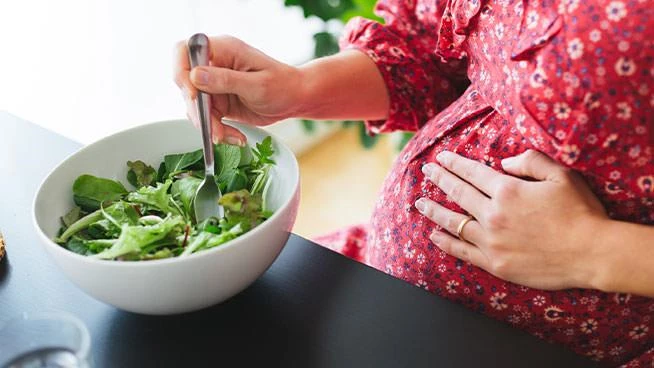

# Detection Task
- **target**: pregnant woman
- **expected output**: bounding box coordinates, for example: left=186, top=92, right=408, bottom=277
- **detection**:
left=175, top=0, right=653, bottom=365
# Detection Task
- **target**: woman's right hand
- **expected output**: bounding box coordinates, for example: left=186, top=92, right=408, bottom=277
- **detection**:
left=174, top=35, right=303, bottom=144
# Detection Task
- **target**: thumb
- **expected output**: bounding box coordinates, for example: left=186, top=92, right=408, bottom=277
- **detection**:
left=190, top=66, right=252, bottom=96
left=501, top=149, right=566, bottom=181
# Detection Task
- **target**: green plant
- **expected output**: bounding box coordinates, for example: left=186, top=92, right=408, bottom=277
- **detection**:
left=285, top=0, right=388, bottom=149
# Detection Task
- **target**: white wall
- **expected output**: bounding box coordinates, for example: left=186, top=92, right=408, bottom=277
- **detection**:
left=0, top=0, right=335, bottom=150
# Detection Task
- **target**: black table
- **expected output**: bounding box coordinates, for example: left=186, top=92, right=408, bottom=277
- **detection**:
left=0, top=112, right=596, bottom=367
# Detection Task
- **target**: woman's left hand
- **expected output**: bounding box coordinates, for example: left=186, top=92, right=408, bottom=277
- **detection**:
left=415, top=149, right=610, bottom=291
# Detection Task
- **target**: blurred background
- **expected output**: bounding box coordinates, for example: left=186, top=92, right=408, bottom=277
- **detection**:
left=0, top=0, right=404, bottom=238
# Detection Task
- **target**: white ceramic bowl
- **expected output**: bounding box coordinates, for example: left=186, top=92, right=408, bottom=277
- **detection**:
left=33, top=120, right=300, bottom=315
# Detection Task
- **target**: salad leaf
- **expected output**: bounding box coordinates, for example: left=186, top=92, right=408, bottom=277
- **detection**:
left=103, top=201, right=140, bottom=226
left=88, top=201, right=140, bottom=238
left=218, top=168, right=249, bottom=193
left=239, top=145, right=253, bottom=167
left=141, top=248, right=174, bottom=260
left=61, top=206, right=82, bottom=228
left=127, top=160, right=157, bottom=188
left=56, top=137, right=276, bottom=261
left=215, top=144, right=241, bottom=175
left=196, top=216, right=220, bottom=234
left=219, top=189, right=264, bottom=232
left=171, top=176, right=202, bottom=218
left=248, top=136, right=276, bottom=198
left=252, top=136, right=276, bottom=165
left=180, top=224, right=243, bottom=256
left=57, top=201, right=138, bottom=242
left=57, top=210, right=104, bottom=242
left=73, top=175, right=128, bottom=211
left=93, top=215, right=186, bottom=260
left=126, top=180, right=183, bottom=217
left=65, top=237, right=115, bottom=256
left=156, top=162, right=168, bottom=182
left=163, top=149, right=203, bottom=177
left=215, top=144, right=247, bottom=193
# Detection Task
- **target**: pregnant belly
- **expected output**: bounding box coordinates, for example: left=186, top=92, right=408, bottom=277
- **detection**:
left=365, top=111, right=654, bottom=365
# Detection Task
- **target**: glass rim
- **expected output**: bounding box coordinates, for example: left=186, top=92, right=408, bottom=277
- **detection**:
left=1, top=311, right=91, bottom=362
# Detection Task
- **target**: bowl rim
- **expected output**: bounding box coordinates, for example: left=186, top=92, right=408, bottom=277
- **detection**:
left=32, top=119, right=300, bottom=268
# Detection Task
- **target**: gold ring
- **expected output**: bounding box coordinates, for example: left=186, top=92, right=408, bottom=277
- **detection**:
left=456, top=215, right=475, bottom=243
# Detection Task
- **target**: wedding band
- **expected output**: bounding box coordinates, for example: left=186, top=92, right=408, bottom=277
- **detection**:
left=456, top=216, right=475, bottom=243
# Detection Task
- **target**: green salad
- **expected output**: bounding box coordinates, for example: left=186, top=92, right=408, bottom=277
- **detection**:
left=55, top=137, right=276, bottom=261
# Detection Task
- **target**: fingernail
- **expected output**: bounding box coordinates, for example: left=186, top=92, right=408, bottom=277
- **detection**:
left=501, top=156, right=517, bottom=169
left=225, top=136, right=245, bottom=146
left=422, top=163, right=436, bottom=176
left=430, top=231, right=443, bottom=243
left=194, top=68, right=210, bottom=85
left=415, top=198, right=427, bottom=213
left=436, top=151, right=452, bottom=164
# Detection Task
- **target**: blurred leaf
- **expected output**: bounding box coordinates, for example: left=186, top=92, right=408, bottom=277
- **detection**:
left=301, top=119, right=316, bottom=133
left=285, top=0, right=354, bottom=21
left=357, top=122, right=379, bottom=149
left=397, top=132, right=415, bottom=151
left=341, top=120, right=356, bottom=128
left=340, top=0, right=383, bottom=22
left=313, top=31, right=340, bottom=58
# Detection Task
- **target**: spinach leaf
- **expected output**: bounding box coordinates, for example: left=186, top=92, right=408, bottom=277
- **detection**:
left=61, top=206, right=82, bottom=228
left=215, top=144, right=241, bottom=175
left=65, top=236, right=90, bottom=255
left=171, top=176, right=202, bottom=218
left=72, top=175, right=128, bottom=211
left=231, top=168, right=249, bottom=192
left=214, top=144, right=244, bottom=192
left=239, top=145, right=253, bottom=167
left=157, top=162, right=168, bottom=182
left=126, top=160, right=157, bottom=188
left=126, top=180, right=183, bottom=217
left=93, top=215, right=186, bottom=260
left=164, top=149, right=203, bottom=177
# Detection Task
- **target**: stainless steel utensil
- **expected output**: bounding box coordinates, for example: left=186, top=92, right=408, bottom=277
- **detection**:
left=188, top=33, right=224, bottom=221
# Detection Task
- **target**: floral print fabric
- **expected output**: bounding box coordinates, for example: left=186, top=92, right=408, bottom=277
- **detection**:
left=317, top=0, right=654, bottom=365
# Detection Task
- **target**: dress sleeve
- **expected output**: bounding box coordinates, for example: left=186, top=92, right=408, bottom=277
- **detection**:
left=340, top=0, right=470, bottom=134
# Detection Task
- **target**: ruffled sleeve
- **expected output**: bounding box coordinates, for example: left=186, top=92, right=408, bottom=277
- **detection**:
left=340, top=0, right=470, bottom=134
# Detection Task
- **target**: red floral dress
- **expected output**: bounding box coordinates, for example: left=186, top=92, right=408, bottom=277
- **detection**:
left=315, top=0, right=654, bottom=366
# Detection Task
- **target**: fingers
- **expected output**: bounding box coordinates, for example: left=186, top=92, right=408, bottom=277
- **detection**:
left=185, top=99, right=246, bottom=145
left=415, top=198, right=484, bottom=245
left=422, top=163, right=490, bottom=218
left=189, top=66, right=253, bottom=96
left=210, top=113, right=225, bottom=143
left=436, top=151, right=504, bottom=196
left=501, top=149, right=567, bottom=181
left=221, top=122, right=247, bottom=146
left=429, top=231, right=489, bottom=268
left=174, top=40, right=195, bottom=98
